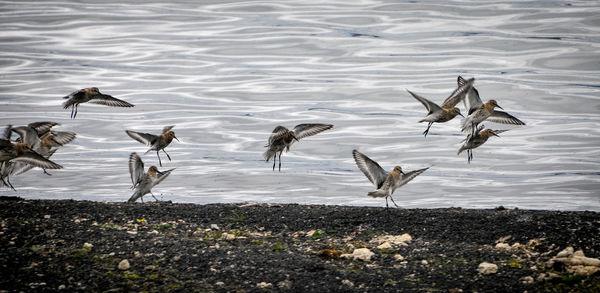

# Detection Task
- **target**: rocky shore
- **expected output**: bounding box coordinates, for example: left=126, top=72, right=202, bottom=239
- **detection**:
left=1, top=197, right=599, bottom=292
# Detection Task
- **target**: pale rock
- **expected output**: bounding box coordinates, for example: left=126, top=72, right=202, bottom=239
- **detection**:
left=221, top=233, right=236, bottom=240
left=126, top=230, right=137, bottom=235
left=210, top=224, right=220, bottom=230
left=341, top=248, right=375, bottom=261
left=341, top=279, right=354, bottom=288
left=377, top=242, right=392, bottom=250
left=495, top=243, right=511, bottom=250
left=256, top=282, right=272, bottom=289
left=477, top=262, right=498, bottom=275
left=44, top=215, right=51, bottom=219
left=118, top=259, right=130, bottom=270
left=394, top=254, right=404, bottom=261
left=370, top=233, right=412, bottom=247
left=215, top=281, right=225, bottom=286
left=58, top=284, right=66, bottom=290
left=306, top=230, right=317, bottom=237
left=278, top=280, right=292, bottom=290
left=421, top=260, right=429, bottom=266
left=521, top=276, right=534, bottom=284
left=83, top=243, right=93, bottom=249
left=556, top=247, right=574, bottom=258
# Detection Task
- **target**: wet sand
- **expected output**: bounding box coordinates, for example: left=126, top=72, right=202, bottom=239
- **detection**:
left=1, top=197, right=599, bottom=292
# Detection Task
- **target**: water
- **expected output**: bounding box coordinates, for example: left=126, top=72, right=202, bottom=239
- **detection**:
left=1, top=0, right=599, bottom=210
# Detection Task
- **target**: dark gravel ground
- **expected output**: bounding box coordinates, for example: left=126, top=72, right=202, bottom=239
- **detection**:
left=1, top=197, right=599, bottom=292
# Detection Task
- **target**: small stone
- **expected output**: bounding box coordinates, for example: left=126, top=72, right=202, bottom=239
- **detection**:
left=134, top=251, right=142, bottom=258
left=58, top=284, right=66, bottom=290
left=44, top=215, right=51, bottom=219
left=495, top=243, right=511, bottom=250
left=478, top=262, right=498, bottom=275
left=306, top=230, right=316, bottom=237
left=83, top=243, right=93, bottom=249
left=421, top=260, right=429, bottom=265
left=144, top=265, right=156, bottom=271
left=341, top=279, right=354, bottom=288
left=377, top=242, right=392, bottom=250
left=221, top=233, right=236, bottom=240
left=126, top=231, right=137, bottom=235
left=341, top=248, right=374, bottom=261
left=556, top=247, right=574, bottom=258
left=394, top=254, right=404, bottom=261
left=278, top=280, right=292, bottom=289
left=256, top=282, right=272, bottom=289
left=210, top=224, right=220, bottom=230
left=148, top=230, right=159, bottom=234
left=521, top=276, right=534, bottom=284
left=118, top=259, right=130, bottom=270
left=215, top=281, right=225, bottom=286
left=173, top=255, right=181, bottom=261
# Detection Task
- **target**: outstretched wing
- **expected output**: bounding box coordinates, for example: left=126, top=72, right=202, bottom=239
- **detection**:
left=487, top=111, right=525, bottom=125
left=154, top=168, right=175, bottom=187
left=2, top=125, right=12, bottom=140
left=62, top=90, right=85, bottom=109
left=461, top=124, right=486, bottom=143
left=397, top=167, right=429, bottom=188
left=88, top=94, right=135, bottom=107
left=10, top=152, right=63, bottom=170
left=129, top=152, right=144, bottom=187
left=46, top=131, right=77, bottom=146
left=266, top=126, right=289, bottom=146
left=126, top=130, right=157, bottom=145
left=162, top=125, right=175, bottom=133
left=352, top=150, right=388, bottom=189
left=407, top=90, right=441, bottom=114
left=464, top=87, right=483, bottom=115
left=28, top=122, right=60, bottom=136
left=442, top=77, right=474, bottom=107
left=11, top=126, right=39, bottom=146
left=292, top=123, right=333, bottom=140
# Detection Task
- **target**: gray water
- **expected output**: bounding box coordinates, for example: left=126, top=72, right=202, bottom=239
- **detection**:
left=1, top=0, right=599, bottom=210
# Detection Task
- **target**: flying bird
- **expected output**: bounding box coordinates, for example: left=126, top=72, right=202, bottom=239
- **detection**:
left=457, top=124, right=507, bottom=163
left=63, top=87, right=134, bottom=119
left=125, top=126, right=179, bottom=167
left=352, top=150, right=429, bottom=208
left=263, top=123, right=333, bottom=171
left=127, top=152, right=174, bottom=203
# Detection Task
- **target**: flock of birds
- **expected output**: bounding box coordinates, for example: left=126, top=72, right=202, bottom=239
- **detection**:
left=0, top=76, right=525, bottom=207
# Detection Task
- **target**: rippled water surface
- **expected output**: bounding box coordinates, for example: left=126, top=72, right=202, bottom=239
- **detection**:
left=1, top=0, right=599, bottom=210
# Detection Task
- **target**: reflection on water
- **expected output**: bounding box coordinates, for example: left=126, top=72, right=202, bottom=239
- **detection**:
left=1, top=0, right=599, bottom=210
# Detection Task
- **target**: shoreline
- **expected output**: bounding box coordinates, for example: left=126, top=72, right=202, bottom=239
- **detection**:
left=1, top=198, right=599, bottom=292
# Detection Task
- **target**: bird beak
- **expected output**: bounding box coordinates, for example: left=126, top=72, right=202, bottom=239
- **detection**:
left=497, top=105, right=504, bottom=110
left=157, top=170, right=165, bottom=175
left=492, top=132, right=500, bottom=137
left=458, top=113, right=464, bottom=118
left=174, top=136, right=180, bottom=142
left=401, top=170, right=405, bottom=175
left=293, top=135, right=299, bottom=142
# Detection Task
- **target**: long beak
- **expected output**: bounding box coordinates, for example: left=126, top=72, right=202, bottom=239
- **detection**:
left=497, top=105, right=504, bottom=110
left=173, top=136, right=180, bottom=142
left=401, top=170, right=405, bottom=175
left=293, top=135, right=299, bottom=142
left=458, top=113, right=464, bottom=118
left=492, top=132, right=500, bottom=137
left=157, top=170, right=165, bottom=175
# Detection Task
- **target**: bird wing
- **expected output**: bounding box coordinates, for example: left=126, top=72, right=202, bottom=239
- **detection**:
left=28, top=122, right=60, bottom=136
left=292, top=124, right=333, bottom=140
left=126, top=130, right=157, bottom=145
left=461, top=124, right=486, bottom=143
left=442, top=77, right=474, bottom=107
left=88, top=94, right=135, bottom=107
left=267, top=126, right=289, bottom=146
left=47, top=131, right=77, bottom=146
left=129, top=152, right=144, bottom=187
left=154, top=168, right=175, bottom=187
left=352, top=150, right=388, bottom=189
left=2, top=125, right=12, bottom=140
left=11, top=126, right=39, bottom=146
left=12, top=149, right=57, bottom=176
left=407, top=90, right=441, bottom=114
left=162, top=125, right=175, bottom=133
left=487, top=110, right=525, bottom=125
left=62, top=90, right=85, bottom=109
left=464, top=87, right=483, bottom=115
left=10, top=152, right=63, bottom=169
left=396, top=167, right=429, bottom=188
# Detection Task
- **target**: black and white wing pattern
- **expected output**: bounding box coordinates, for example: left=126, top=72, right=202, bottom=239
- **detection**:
left=62, top=90, right=85, bottom=109
left=11, top=126, right=40, bottom=146
left=442, top=77, right=474, bottom=108
left=353, top=150, right=389, bottom=189
left=129, top=152, right=144, bottom=188
left=88, top=94, right=134, bottom=107
left=126, top=130, right=158, bottom=145
left=10, top=152, right=62, bottom=170
left=488, top=111, right=526, bottom=125
left=397, top=167, right=429, bottom=188
left=292, top=124, right=333, bottom=140
left=464, top=87, right=484, bottom=115
left=28, top=122, right=60, bottom=137
left=407, top=90, right=441, bottom=114
left=2, top=125, right=11, bottom=140
left=266, top=126, right=289, bottom=146
left=154, top=168, right=175, bottom=187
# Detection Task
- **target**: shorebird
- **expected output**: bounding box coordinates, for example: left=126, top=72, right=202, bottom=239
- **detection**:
left=62, top=87, right=134, bottom=119
left=9, top=122, right=76, bottom=176
left=407, top=77, right=473, bottom=137
left=125, top=126, right=179, bottom=167
left=457, top=125, right=507, bottom=163
left=0, top=138, right=63, bottom=190
left=352, top=150, right=429, bottom=208
left=263, top=123, right=333, bottom=171
left=127, top=152, right=174, bottom=203
left=458, top=76, right=525, bottom=133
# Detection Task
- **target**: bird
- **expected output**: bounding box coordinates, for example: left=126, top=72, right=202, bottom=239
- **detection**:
left=62, top=87, right=134, bottom=119
left=352, top=150, right=429, bottom=208
left=457, top=124, right=507, bottom=163
left=407, top=77, right=474, bottom=137
left=0, top=138, right=63, bottom=190
left=127, top=152, right=174, bottom=203
left=9, top=122, right=76, bottom=176
left=263, top=124, right=333, bottom=171
left=458, top=76, right=525, bottom=133
left=125, top=126, right=179, bottom=167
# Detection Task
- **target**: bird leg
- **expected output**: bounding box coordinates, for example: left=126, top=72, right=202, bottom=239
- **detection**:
left=272, top=155, right=276, bottom=171
left=278, top=152, right=282, bottom=172
left=73, top=105, right=79, bottom=119
left=162, top=149, right=172, bottom=161
left=423, top=122, right=433, bottom=137
left=70, top=106, right=75, bottom=119
left=42, top=169, right=52, bottom=176
left=150, top=192, right=159, bottom=202
left=388, top=195, right=400, bottom=208
left=1, top=176, right=16, bottom=191
left=157, top=151, right=162, bottom=167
